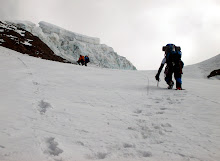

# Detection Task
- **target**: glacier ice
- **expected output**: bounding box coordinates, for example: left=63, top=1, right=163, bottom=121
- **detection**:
left=9, top=21, right=136, bottom=70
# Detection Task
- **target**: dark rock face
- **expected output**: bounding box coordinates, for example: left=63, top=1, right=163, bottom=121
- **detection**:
left=207, top=69, right=220, bottom=78
left=0, top=21, right=69, bottom=63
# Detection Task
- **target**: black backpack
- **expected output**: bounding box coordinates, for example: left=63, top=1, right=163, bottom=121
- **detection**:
left=163, top=44, right=181, bottom=64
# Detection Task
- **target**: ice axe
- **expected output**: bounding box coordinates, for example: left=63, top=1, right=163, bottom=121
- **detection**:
left=155, top=75, right=160, bottom=87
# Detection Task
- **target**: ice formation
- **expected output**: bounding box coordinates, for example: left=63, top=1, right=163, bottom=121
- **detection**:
left=10, top=21, right=136, bottom=70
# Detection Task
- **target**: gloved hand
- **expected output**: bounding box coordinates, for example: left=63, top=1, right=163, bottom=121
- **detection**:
left=155, top=74, right=160, bottom=81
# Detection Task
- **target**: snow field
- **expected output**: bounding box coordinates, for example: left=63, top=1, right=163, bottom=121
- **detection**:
left=0, top=46, right=220, bottom=161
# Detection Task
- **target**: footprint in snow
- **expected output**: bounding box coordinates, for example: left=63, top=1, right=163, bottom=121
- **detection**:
left=76, top=141, right=84, bottom=146
left=137, top=150, right=152, bottom=158
left=133, top=109, right=142, bottom=114
left=161, top=123, right=172, bottom=128
left=86, top=152, right=108, bottom=160
left=45, top=137, right=63, bottom=156
left=156, top=111, right=164, bottom=115
left=127, top=127, right=136, bottom=131
left=38, top=100, right=52, bottom=114
left=123, top=143, right=135, bottom=148
left=33, top=81, right=39, bottom=85
left=160, top=107, right=167, bottom=110
left=153, top=98, right=164, bottom=104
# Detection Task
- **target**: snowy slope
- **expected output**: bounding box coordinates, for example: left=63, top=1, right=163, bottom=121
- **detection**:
left=0, top=46, right=220, bottom=161
left=8, top=21, right=136, bottom=70
left=183, top=54, right=220, bottom=79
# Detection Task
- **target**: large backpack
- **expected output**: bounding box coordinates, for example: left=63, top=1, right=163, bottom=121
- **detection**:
left=163, top=44, right=181, bottom=65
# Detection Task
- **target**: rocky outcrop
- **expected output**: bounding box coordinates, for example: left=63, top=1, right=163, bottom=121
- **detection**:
left=0, top=21, right=69, bottom=63
left=207, top=69, right=220, bottom=78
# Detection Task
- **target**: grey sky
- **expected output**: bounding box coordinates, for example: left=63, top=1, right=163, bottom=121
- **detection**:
left=1, top=0, right=220, bottom=70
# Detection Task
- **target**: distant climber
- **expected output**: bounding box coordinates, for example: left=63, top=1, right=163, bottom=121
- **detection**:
left=155, top=44, right=184, bottom=90
left=77, top=55, right=85, bottom=66
left=84, top=55, right=90, bottom=66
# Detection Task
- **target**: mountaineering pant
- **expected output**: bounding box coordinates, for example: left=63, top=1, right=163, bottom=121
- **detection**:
left=85, top=60, right=89, bottom=66
left=164, top=65, right=182, bottom=88
left=77, top=60, right=85, bottom=66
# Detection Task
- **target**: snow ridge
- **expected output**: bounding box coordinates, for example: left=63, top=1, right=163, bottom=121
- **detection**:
left=184, top=54, right=220, bottom=79
left=10, top=21, right=136, bottom=70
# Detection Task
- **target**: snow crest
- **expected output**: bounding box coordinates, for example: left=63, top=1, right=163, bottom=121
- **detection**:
left=10, top=21, right=136, bottom=70
left=184, top=54, right=220, bottom=79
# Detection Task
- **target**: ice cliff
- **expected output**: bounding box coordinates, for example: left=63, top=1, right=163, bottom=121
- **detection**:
left=10, top=21, right=136, bottom=70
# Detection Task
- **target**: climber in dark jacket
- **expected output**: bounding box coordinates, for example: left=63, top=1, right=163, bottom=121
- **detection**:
left=155, top=44, right=184, bottom=90
left=84, top=55, right=90, bottom=66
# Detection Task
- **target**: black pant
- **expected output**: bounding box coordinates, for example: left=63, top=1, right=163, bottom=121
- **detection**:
left=164, top=65, right=182, bottom=88
left=85, top=60, right=89, bottom=66
left=77, top=60, right=84, bottom=65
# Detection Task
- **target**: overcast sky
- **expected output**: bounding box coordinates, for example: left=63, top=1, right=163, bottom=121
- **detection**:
left=1, top=0, right=220, bottom=70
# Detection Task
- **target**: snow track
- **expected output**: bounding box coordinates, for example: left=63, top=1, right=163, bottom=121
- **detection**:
left=0, top=47, right=220, bottom=161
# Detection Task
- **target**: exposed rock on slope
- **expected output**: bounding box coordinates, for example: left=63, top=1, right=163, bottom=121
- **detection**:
left=184, top=54, right=220, bottom=79
left=0, top=21, right=69, bottom=63
left=207, top=69, right=220, bottom=78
